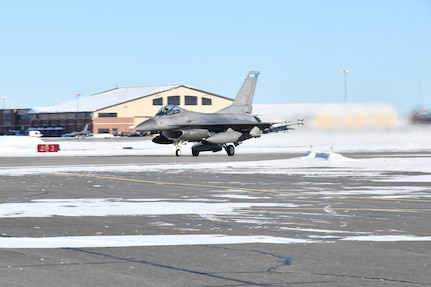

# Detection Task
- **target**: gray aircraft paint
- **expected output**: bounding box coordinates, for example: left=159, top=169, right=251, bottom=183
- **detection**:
left=134, top=71, right=302, bottom=156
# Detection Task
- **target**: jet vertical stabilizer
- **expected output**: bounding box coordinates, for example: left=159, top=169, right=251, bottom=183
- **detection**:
left=219, top=71, right=259, bottom=114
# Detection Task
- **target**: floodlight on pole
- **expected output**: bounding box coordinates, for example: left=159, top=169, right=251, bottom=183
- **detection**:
left=341, top=70, right=350, bottom=101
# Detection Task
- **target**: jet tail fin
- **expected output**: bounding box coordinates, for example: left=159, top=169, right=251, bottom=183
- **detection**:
left=83, top=123, right=89, bottom=132
left=219, top=71, right=259, bottom=114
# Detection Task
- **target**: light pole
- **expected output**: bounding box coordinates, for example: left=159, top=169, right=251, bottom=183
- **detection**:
left=341, top=69, right=350, bottom=101
left=74, top=93, right=80, bottom=112
left=73, top=93, right=80, bottom=131
left=0, top=96, right=7, bottom=109
left=1, top=96, right=7, bottom=134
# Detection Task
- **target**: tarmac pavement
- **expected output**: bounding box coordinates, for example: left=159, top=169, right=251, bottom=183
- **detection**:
left=0, top=153, right=430, bottom=286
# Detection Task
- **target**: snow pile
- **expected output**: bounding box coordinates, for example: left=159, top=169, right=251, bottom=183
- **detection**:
left=303, top=147, right=353, bottom=161
left=0, top=136, right=43, bottom=155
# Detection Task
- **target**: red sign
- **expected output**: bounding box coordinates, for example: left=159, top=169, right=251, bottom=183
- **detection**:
left=37, top=144, right=60, bottom=152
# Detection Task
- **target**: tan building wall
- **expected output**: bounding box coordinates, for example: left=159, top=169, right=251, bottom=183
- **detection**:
left=92, top=117, right=134, bottom=135
left=93, top=86, right=233, bottom=135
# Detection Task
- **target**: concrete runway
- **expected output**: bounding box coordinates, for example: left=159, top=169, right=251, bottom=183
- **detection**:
left=1, top=153, right=430, bottom=286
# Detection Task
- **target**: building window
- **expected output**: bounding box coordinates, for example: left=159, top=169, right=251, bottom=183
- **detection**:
left=4, top=112, right=11, bottom=123
left=17, top=114, right=30, bottom=121
left=168, top=96, right=180, bottom=105
left=77, top=112, right=89, bottom=119
left=185, top=96, right=197, bottom=105
left=153, top=97, right=163, bottom=106
left=98, top=112, right=117, bottom=118
left=202, top=97, right=212, bottom=105
left=98, top=128, right=110, bottom=134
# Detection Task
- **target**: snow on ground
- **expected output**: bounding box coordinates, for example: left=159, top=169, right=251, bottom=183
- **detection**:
left=0, top=198, right=300, bottom=218
left=1, top=125, right=431, bottom=158
left=0, top=234, right=319, bottom=249
left=1, top=127, right=430, bottom=177
left=1, top=234, right=430, bottom=249
left=1, top=127, right=431, bottom=248
left=1, top=195, right=431, bottom=248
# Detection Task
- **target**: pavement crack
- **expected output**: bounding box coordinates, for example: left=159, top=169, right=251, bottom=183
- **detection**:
left=65, top=247, right=273, bottom=286
left=208, top=245, right=293, bottom=273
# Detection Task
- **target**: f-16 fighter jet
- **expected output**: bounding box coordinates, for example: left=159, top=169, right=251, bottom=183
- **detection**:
left=134, top=71, right=303, bottom=156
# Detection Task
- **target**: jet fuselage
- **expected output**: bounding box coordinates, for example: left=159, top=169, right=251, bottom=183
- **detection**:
left=134, top=106, right=263, bottom=144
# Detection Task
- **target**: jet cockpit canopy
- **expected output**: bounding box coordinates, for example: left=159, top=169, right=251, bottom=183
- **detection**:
left=155, top=105, right=182, bottom=117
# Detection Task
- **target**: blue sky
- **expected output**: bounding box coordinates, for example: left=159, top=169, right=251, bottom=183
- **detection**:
left=0, top=0, right=430, bottom=113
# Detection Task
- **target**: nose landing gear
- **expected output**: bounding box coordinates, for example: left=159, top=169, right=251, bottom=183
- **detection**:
left=174, top=141, right=186, bottom=157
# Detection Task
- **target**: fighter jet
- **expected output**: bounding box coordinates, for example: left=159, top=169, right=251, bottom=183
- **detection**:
left=133, top=71, right=303, bottom=156
left=65, top=123, right=92, bottom=138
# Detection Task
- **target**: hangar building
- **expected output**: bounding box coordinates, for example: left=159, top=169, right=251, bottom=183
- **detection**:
left=28, top=85, right=233, bottom=137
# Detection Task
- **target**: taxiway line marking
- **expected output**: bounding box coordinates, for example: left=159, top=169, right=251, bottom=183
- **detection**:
left=58, top=173, right=431, bottom=204
left=58, top=172, right=297, bottom=195
left=245, top=207, right=431, bottom=212
left=313, top=193, right=431, bottom=203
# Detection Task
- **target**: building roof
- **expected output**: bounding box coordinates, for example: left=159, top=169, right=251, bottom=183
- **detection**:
left=29, top=85, right=183, bottom=114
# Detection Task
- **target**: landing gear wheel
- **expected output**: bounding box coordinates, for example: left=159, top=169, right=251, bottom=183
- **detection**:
left=192, top=149, right=199, bottom=156
left=174, top=141, right=185, bottom=157
left=225, top=144, right=235, bottom=156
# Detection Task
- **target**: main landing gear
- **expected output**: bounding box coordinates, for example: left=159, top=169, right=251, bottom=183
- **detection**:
left=192, top=148, right=199, bottom=157
left=171, top=139, right=235, bottom=157
left=188, top=143, right=236, bottom=157
left=224, top=144, right=235, bottom=156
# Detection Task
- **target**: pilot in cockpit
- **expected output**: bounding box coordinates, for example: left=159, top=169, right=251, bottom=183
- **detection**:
left=156, top=105, right=181, bottom=116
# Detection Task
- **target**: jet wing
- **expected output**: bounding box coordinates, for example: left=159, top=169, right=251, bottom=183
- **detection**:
left=172, top=119, right=303, bottom=134
left=260, top=119, right=304, bottom=134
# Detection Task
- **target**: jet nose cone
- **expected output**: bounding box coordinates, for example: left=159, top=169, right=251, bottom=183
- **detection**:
left=134, top=118, right=158, bottom=132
